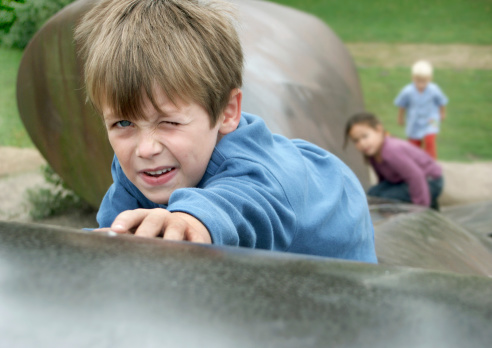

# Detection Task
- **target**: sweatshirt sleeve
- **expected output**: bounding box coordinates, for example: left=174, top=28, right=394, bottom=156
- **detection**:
left=96, top=182, right=142, bottom=228
left=388, top=153, right=430, bottom=206
left=166, top=158, right=296, bottom=251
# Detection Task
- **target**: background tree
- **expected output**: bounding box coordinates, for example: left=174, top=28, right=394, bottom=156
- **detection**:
left=0, top=0, right=24, bottom=33
left=0, top=0, right=75, bottom=49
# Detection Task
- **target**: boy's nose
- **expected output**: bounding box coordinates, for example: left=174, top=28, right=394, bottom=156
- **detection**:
left=136, top=133, right=164, bottom=159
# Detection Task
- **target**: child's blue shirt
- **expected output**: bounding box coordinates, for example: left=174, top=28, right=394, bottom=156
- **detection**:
left=97, top=112, right=377, bottom=263
left=394, top=82, right=448, bottom=139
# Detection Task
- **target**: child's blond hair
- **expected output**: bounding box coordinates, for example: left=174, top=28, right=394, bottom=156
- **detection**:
left=74, top=0, right=243, bottom=126
left=411, top=60, right=433, bottom=78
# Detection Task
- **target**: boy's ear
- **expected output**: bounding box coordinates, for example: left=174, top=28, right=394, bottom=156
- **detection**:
left=218, top=89, right=242, bottom=135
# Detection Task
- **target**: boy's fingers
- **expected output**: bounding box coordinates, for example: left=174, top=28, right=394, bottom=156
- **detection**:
left=161, top=219, right=187, bottom=241
left=111, top=209, right=211, bottom=243
left=162, top=220, right=208, bottom=243
left=93, top=227, right=112, bottom=233
left=172, top=212, right=212, bottom=244
left=111, top=209, right=151, bottom=234
left=133, top=209, right=171, bottom=238
left=186, top=229, right=208, bottom=243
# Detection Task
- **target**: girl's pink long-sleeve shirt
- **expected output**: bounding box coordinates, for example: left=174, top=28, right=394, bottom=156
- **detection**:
left=370, top=136, right=442, bottom=206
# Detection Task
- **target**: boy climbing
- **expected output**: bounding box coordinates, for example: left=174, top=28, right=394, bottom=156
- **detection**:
left=75, top=0, right=377, bottom=262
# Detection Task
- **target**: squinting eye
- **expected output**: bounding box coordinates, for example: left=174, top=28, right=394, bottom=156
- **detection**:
left=161, top=121, right=180, bottom=126
left=116, top=120, right=133, bottom=128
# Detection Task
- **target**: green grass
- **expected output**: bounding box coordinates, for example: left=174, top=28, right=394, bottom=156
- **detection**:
left=359, top=68, right=492, bottom=161
left=0, top=46, right=32, bottom=147
left=269, top=0, right=492, bottom=44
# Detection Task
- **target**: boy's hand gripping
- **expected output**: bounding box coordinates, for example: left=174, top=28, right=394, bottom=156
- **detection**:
left=97, top=209, right=211, bottom=244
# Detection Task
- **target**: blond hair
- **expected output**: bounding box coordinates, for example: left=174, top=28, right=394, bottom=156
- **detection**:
left=411, top=60, right=433, bottom=77
left=74, top=0, right=243, bottom=126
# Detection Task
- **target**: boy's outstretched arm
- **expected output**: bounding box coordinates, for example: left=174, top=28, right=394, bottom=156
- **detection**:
left=397, top=107, right=405, bottom=126
left=105, top=209, right=212, bottom=243
left=440, top=105, right=446, bottom=121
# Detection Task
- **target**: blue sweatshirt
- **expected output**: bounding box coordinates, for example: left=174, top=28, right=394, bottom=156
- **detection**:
left=97, top=113, right=377, bottom=263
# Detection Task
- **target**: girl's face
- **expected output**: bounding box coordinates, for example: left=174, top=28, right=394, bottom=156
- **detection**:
left=348, top=123, right=385, bottom=157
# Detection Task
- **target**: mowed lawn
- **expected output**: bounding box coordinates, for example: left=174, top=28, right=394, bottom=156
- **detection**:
left=269, top=0, right=492, bottom=44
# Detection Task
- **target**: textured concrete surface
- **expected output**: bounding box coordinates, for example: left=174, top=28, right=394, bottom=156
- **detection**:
left=442, top=200, right=492, bottom=253
left=371, top=202, right=492, bottom=276
left=1, top=221, right=491, bottom=348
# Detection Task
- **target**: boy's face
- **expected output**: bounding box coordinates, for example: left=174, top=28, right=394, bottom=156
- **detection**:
left=413, top=75, right=431, bottom=92
left=102, top=87, right=224, bottom=205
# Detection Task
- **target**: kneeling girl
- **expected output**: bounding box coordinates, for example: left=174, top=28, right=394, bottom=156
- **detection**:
left=345, top=112, right=443, bottom=209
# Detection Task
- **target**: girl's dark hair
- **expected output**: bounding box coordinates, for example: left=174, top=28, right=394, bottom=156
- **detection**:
left=344, top=112, right=382, bottom=149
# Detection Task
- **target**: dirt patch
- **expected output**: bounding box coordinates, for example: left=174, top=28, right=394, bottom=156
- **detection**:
left=346, top=43, right=492, bottom=69
left=0, top=145, right=46, bottom=220
left=0, top=146, right=97, bottom=228
left=439, top=162, right=492, bottom=206
left=0, top=171, right=46, bottom=221
left=0, top=168, right=97, bottom=228
left=0, top=146, right=46, bottom=177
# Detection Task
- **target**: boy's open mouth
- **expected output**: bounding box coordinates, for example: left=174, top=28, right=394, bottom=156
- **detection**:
left=144, top=168, right=175, bottom=177
left=139, top=166, right=178, bottom=186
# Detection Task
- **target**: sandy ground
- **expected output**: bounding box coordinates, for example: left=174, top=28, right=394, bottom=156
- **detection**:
left=0, top=147, right=47, bottom=221
left=1, top=147, right=491, bottom=229
left=0, top=147, right=98, bottom=228
left=346, top=43, right=492, bottom=69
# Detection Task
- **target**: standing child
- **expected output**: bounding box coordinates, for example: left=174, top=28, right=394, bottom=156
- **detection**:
left=345, top=112, right=443, bottom=210
left=74, top=0, right=377, bottom=263
left=394, top=60, right=448, bottom=159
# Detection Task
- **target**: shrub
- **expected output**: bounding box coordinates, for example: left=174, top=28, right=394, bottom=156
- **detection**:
left=0, top=0, right=23, bottom=34
left=25, top=165, right=93, bottom=220
left=0, top=0, right=76, bottom=49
